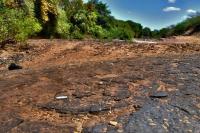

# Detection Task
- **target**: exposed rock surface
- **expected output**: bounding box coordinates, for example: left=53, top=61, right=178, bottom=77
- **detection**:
left=0, top=39, right=200, bottom=132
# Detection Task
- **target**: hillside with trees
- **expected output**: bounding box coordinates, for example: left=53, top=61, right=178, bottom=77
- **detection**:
left=152, top=13, right=200, bottom=38
left=1, top=0, right=200, bottom=47
left=0, top=0, right=147, bottom=46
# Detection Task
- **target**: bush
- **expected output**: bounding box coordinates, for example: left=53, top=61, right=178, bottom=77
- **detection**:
left=71, top=25, right=84, bottom=39
left=107, top=28, right=134, bottom=40
left=0, top=7, right=41, bottom=43
left=89, top=25, right=106, bottom=38
left=56, top=9, right=71, bottom=38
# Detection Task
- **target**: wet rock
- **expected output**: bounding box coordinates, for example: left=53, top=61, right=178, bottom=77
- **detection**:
left=124, top=102, right=200, bottom=133
left=150, top=91, right=168, bottom=98
left=170, top=95, right=200, bottom=116
left=8, top=63, right=22, bottom=70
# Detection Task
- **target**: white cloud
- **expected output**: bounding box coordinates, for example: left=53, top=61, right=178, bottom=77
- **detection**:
left=163, top=7, right=181, bottom=12
left=182, top=15, right=188, bottom=20
left=168, top=0, right=176, bottom=3
left=187, top=9, right=197, bottom=14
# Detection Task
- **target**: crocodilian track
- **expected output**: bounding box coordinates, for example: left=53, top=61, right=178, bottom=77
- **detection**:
left=0, top=39, right=200, bottom=133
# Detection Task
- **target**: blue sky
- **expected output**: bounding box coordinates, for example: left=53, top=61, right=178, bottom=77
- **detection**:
left=84, top=0, right=200, bottom=30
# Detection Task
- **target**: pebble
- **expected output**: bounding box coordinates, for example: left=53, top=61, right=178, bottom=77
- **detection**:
left=8, top=63, right=22, bottom=70
left=55, top=96, right=68, bottom=100
left=109, top=121, right=118, bottom=126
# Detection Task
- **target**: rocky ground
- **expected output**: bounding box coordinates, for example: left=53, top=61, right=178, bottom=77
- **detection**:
left=0, top=37, right=200, bottom=133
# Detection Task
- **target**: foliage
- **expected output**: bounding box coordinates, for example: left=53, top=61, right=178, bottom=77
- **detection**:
left=71, top=9, right=106, bottom=39
left=34, top=0, right=58, bottom=37
left=126, top=20, right=143, bottom=38
left=34, top=0, right=57, bottom=22
left=0, top=6, right=41, bottom=43
left=0, top=0, right=156, bottom=43
left=64, top=0, right=84, bottom=21
left=153, top=14, right=200, bottom=38
left=71, top=25, right=84, bottom=39
left=142, top=27, right=152, bottom=38
left=56, top=8, right=71, bottom=38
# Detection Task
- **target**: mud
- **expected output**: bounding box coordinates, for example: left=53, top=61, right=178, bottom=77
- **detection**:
left=0, top=39, right=200, bottom=132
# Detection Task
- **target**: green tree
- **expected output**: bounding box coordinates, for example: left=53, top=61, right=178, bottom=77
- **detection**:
left=56, top=8, right=71, bottom=38
left=64, top=0, right=84, bottom=20
left=0, top=6, right=41, bottom=45
left=34, top=0, right=58, bottom=37
left=142, top=27, right=152, bottom=38
left=126, top=20, right=143, bottom=38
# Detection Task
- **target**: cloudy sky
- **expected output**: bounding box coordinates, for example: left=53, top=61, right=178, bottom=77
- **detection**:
left=84, top=0, right=200, bottom=29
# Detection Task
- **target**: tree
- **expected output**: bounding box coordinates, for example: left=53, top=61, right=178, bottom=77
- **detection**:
left=71, top=9, right=105, bottom=38
left=87, top=0, right=110, bottom=16
left=0, top=0, right=154, bottom=42
left=86, top=0, right=111, bottom=28
left=56, top=8, right=71, bottom=38
left=34, top=0, right=58, bottom=37
left=0, top=4, right=41, bottom=45
left=64, top=0, right=84, bottom=20
left=126, top=20, right=143, bottom=38
left=142, top=27, right=152, bottom=38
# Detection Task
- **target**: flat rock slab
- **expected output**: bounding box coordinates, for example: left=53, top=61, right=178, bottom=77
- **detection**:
left=84, top=101, right=200, bottom=133
left=124, top=102, right=200, bottom=133
left=1, top=40, right=200, bottom=132
left=149, top=91, right=168, bottom=98
left=38, top=100, right=130, bottom=115
left=103, top=86, right=131, bottom=101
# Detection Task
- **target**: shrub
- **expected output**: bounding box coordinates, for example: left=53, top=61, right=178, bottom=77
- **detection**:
left=71, top=25, right=84, bottom=39
left=107, top=28, right=134, bottom=40
left=56, top=9, right=71, bottom=38
left=89, top=25, right=106, bottom=38
left=0, top=7, right=41, bottom=43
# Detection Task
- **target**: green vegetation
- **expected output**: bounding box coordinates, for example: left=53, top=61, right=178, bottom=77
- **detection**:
left=0, top=0, right=148, bottom=45
left=152, top=14, right=200, bottom=38
left=1, top=0, right=199, bottom=45
left=0, top=0, right=41, bottom=44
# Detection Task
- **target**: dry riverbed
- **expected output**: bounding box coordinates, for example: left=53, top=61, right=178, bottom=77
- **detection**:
left=0, top=37, right=200, bottom=133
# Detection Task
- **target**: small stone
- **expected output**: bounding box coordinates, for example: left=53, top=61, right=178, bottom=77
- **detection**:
left=55, top=92, right=69, bottom=100
left=117, top=129, right=124, bottom=133
left=150, top=91, right=168, bottom=98
left=8, top=63, right=22, bottom=70
left=149, top=122, right=157, bottom=126
left=99, top=81, right=104, bottom=85
left=109, top=121, right=118, bottom=126
left=55, top=96, right=68, bottom=100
